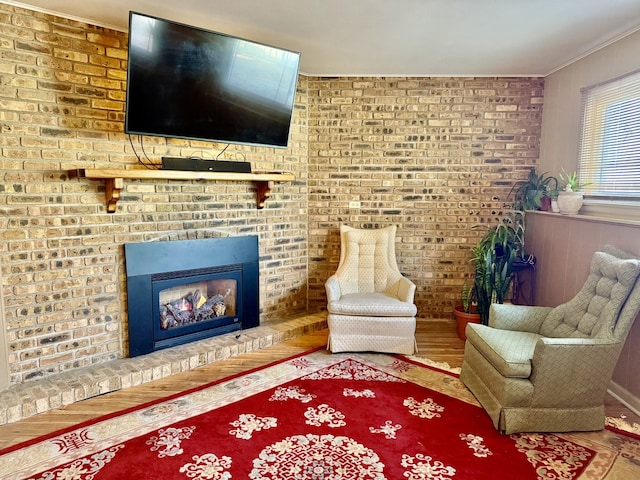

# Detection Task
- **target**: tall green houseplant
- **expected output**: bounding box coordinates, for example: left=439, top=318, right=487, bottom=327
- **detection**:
left=472, top=212, right=525, bottom=324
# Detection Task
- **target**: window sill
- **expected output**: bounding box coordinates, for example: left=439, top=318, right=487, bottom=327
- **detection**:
left=528, top=207, right=640, bottom=228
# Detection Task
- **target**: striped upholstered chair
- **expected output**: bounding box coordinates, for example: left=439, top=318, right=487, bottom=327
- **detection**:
left=460, top=245, right=640, bottom=434
left=325, top=225, right=417, bottom=354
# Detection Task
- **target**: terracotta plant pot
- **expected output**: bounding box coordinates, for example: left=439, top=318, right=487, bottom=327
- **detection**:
left=540, top=196, right=551, bottom=211
left=453, top=304, right=481, bottom=341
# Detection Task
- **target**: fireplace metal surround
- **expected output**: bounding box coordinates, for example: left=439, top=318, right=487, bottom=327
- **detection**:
left=124, top=236, right=259, bottom=357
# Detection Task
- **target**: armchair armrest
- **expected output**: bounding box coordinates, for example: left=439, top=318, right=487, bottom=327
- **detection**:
left=325, top=275, right=342, bottom=303
left=489, top=303, right=553, bottom=333
left=397, top=276, right=416, bottom=303
left=529, top=337, right=623, bottom=407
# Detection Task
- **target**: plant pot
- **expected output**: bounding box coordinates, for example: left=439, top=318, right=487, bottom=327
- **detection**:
left=557, top=191, right=584, bottom=215
left=453, top=305, right=481, bottom=341
left=540, top=196, right=551, bottom=211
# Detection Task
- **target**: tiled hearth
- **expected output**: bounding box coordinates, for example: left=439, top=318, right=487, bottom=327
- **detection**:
left=0, top=313, right=327, bottom=426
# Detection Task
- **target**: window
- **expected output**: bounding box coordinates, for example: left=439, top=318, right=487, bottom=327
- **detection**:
left=578, top=69, right=640, bottom=200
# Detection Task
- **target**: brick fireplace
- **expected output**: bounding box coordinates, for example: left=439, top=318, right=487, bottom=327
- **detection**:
left=124, top=237, right=260, bottom=357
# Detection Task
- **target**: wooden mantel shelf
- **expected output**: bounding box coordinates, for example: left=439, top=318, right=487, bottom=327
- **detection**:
left=68, top=168, right=296, bottom=213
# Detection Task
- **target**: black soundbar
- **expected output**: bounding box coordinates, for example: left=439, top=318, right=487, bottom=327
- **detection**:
left=161, top=157, right=251, bottom=173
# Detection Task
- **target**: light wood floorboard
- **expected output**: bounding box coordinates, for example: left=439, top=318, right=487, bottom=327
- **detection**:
left=0, top=319, right=637, bottom=451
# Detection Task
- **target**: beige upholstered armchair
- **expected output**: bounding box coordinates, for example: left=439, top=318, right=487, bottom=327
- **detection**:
left=325, top=225, right=417, bottom=354
left=460, top=245, right=640, bottom=434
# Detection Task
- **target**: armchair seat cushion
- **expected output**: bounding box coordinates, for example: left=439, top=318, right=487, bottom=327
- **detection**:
left=466, top=324, right=542, bottom=378
left=328, top=292, right=418, bottom=317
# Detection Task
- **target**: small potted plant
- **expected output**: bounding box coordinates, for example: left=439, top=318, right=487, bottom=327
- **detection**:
left=548, top=187, right=560, bottom=213
left=509, top=167, right=558, bottom=211
left=557, top=169, right=592, bottom=215
left=453, top=279, right=480, bottom=340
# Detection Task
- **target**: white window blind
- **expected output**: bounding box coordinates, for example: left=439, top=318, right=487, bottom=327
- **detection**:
left=578, top=69, right=640, bottom=199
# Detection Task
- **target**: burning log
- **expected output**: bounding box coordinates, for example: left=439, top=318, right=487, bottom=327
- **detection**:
left=159, top=288, right=228, bottom=330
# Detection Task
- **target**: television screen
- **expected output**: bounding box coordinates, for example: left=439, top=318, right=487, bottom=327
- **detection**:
left=125, top=12, right=301, bottom=148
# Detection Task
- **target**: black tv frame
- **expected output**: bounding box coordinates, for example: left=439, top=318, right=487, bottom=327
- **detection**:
left=124, top=11, right=301, bottom=149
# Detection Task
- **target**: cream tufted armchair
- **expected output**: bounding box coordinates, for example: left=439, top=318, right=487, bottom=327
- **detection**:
left=325, top=225, right=417, bottom=354
left=460, top=245, right=640, bottom=434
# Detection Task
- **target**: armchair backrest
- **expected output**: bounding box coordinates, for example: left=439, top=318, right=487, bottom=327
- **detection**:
left=334, top=225, right=404, bottom=296
left=539, top=246, right=640, bottom=340
left=601, top=245, right=640, bottom=343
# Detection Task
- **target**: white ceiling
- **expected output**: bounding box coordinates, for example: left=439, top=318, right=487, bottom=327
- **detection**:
left=6, top=0, right=640, bottom=76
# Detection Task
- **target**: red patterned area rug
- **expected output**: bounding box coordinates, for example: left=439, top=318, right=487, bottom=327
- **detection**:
left=1, top=350, right=640, bottom=480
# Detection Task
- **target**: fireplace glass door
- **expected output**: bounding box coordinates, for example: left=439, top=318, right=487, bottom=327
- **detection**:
left=152, top=268, right=243, bottom=346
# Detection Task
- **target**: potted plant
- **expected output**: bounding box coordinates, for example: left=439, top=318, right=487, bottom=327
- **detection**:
left=472, top=211, right=525, bottom=325
left=548, top=187, right=560, bottom=212
left=453, top=279, right=480, bottom=340
left=557, top=169, right=592, bottom=215
left=509, top=167, right=558, bottom=211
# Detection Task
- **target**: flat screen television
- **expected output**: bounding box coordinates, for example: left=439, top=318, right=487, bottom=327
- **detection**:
left=125, top=11, right=301, bottom=148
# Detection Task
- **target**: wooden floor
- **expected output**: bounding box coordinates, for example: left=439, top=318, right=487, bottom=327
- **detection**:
left=0, top=319, right=636, bottom=451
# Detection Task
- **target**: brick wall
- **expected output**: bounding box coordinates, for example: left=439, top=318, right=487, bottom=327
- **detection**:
left=0, top=4, right=309, bottom=385
left=0, top=3, right=544, bottom=387
left=306, top=77, right=544, bottom=317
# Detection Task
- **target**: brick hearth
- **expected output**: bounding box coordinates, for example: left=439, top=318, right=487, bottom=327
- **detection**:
left=0, top=313, right=327, bottom=425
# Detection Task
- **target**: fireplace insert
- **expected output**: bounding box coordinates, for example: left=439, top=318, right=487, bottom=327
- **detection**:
left=124, top=236, right=259, bottom=357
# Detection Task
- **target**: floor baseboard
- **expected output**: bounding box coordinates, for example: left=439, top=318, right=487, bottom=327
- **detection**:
left=609, top=381, right=640, bottom=417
